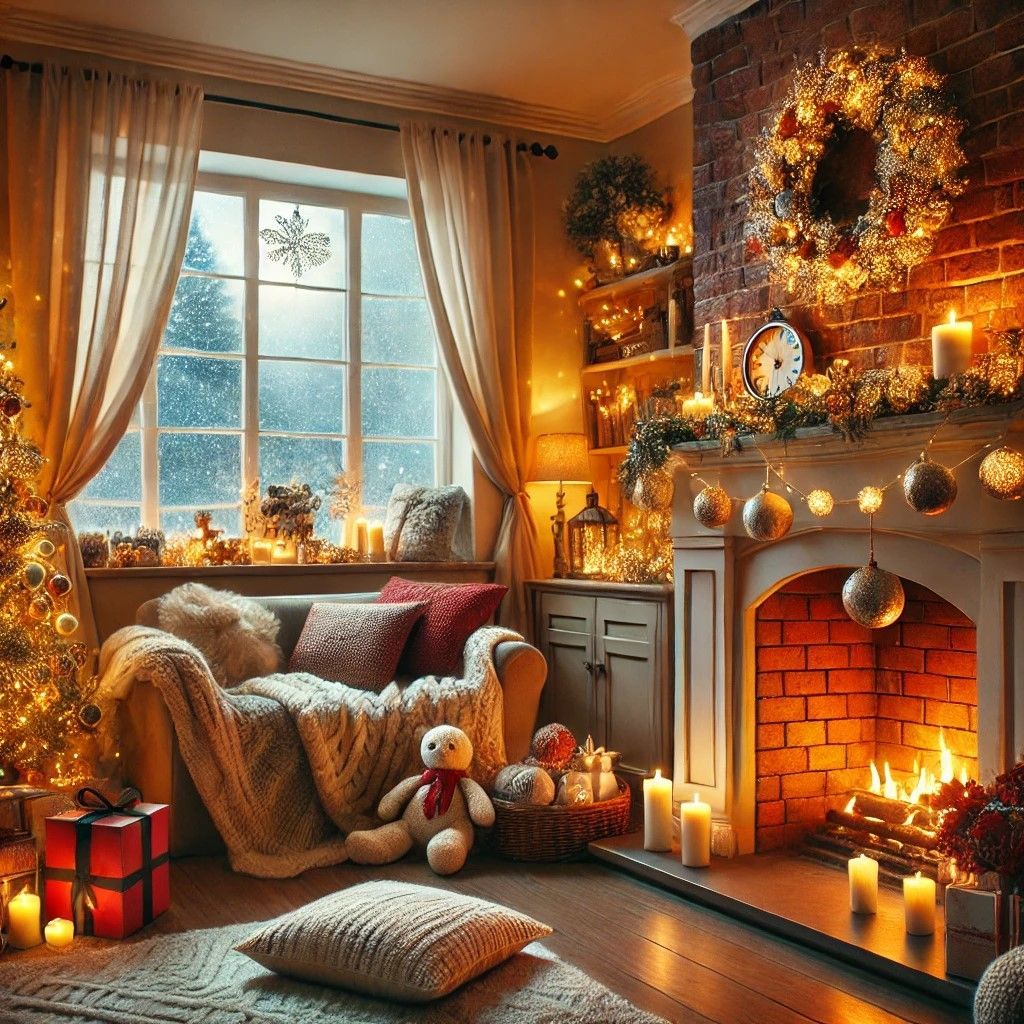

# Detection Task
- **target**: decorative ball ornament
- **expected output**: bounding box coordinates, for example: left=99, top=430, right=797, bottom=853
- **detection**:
left=742, top=487, right=794, bottom=542
left=631, top=469, right=674, bottom=512
left=22, top=561, right=45, bottom=589
left=857, top=486, right=884, bottom=515
left=806, top=489, right=835, bottom=517
left=45, top=573, right=72, bottom=599
left=693, top=485, right=733, bottom=529
left=979, top=446, right=1024, bottom=501
left=903, top=456, right=957, bottom=515
left=842, top=561, right=905, bottom=629
left=54, top=612, right=79, bottom=637
left=35, top=538, right=56, bottom=558
left=78, top=703, right=103, bottom=730
left=27, top=596, right=50, bottom=621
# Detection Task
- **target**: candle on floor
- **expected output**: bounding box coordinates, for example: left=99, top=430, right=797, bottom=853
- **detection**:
left=680, top=792, right=712, bottom=867
left=931, top=310, right=972, bottom=380
left=701, top=322, right=712, bottom=394
left=848, top=854, right=878, bottom=914
left=7, top=890, right=42, bottom=949
left=44, top=917, right=74, bottom=950
left=643, top=769, right=673, bottom=852
left=354, top=517, right=368, bottom=556
left=903, top=871, right=936, bottom=936
left=367, top=521, right=386, bottom=561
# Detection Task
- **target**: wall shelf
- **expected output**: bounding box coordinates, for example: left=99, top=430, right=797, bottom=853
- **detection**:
left=590, top=445, right=628, bottom=456
left=578, top=259, right=688, bottom=307
left=582, top=345, right=694, bottom=375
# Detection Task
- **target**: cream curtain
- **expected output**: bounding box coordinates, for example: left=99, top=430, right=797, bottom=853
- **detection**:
left=0, top=63, right=202, bottom=647
left=401, top=123, right=540, bottom=632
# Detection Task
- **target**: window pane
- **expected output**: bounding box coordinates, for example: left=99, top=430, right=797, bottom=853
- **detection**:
left=159, top=433, right=241, bottom=507
left=259, top=360, right=344, bottom=434
left=68, top=502, right=140, bottom=535
left=184, top=192, right=244, bottom=276
left=361, top=367, right=435, bottom=438
left=362, top=214, right=423, bottom=296
left=158, top=355, right=242, bottom=428
left=259, top=435, right=344, bottom=537
left=161, top=507, right=241, bottom=537
left=258, top=201, right=345, bottom=288
left=259, top=285, right=345, bottom=360
left=78, top=432, right=141, bottom=502
left=362, top=296, right=435, bottom=366
left=362, top=440, right=435, bottom=507
left=164, top=276, right=244, bottom=353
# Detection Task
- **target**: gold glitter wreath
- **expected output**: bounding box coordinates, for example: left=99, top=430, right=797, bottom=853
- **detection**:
left=747, top=47, right=966, bottom=302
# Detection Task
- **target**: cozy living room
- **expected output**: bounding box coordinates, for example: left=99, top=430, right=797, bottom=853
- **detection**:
left=0, top=1, right=1021, bottom=1021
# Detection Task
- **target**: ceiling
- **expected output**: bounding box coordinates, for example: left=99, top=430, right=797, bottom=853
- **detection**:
left=0, top=0, right=752, bottom=140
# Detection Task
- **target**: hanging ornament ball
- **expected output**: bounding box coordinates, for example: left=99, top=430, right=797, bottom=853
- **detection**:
left=22, top=561, right=45, bottom=589
left=54, top=612, right=79, bottom=637
left=27, top=595, right=50, bottom=621
left=79, top=703, right=103, bottom=730
left=806, top=489, right=835, bottom=518
left=53, top=651, right=77, bottom=676
left=903, top=456, right=957, bottom=515
left=35, top=538, right=56, bottom=558
left=0, top=627, right=32, bottom=662
left=631, top=469, right=674, bottom=512
left=979, top=446, right=1024, bottom=501
left=45, top=573, right=72, bottom=599
left=69, top=642, right=90, bottom=668
left=742, top=488, right=793, bottom=542
left=693, top=485, right=732, bottom=529
left=0, top=514, right=32, bottom=548
left=842, top=562, right=905, bottom=629
left=857, top=485, right=884, bottom=515
left=23, top=495, right=48, bottom=518
left=1, top=394, right=22, bottom=418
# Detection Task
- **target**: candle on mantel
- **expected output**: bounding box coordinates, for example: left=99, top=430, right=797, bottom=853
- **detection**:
left=643, top=769, right=673, bottom=852
left=354, top=517, right=368, bottom=556
left=931, top=309, right=973, bottom=380
left=903, top=871, right=936, bottom=936
left=848, top=854, right=878, bottom=914
left=367, top=521, right=386, bottom=561
left=720, top=320, right=732, bottom=398
left=7, top=890, right=42, bottom=949
left=680, top=391, right=714, bottom=420
left=701, top=323, right=712, bottom=394
left=44, top=917, right=74, bottom=950
left=680, top=792, right=712, bottom=867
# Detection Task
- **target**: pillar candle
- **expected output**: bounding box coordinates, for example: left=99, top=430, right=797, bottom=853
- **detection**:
left=643, top=769, right=673, bottom=852
left=693, top=391, right=715, bottom=418
left=848, top=854, right=878, bottom=914
left=44, top=917, right=74, bottom=950
left=680, top=792, right=712, bottom=867
left=701, top=322, right=711, bottom=393
left=720, top=320, right=732, bottom=396
left=367, top=521, right=386, bottom=560
left=7, top=890, right=42, bottom=949
left=354, top=517, right=368, bottom=555
left=903, top=871, right=936, bottom=935
left=250, top=538, right=273, bottom=565
left=931, top=310, right=973, bottom=380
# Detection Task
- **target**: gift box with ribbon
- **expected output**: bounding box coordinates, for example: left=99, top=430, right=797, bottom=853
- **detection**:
left=44, top=787, right=169, bottom=939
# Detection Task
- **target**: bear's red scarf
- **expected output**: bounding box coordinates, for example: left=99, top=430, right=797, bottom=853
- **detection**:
left=420, top=768, right=466, bottom=819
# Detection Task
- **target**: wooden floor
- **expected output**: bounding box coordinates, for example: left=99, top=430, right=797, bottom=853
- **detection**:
left=133, top=854, right=971, bottom=1024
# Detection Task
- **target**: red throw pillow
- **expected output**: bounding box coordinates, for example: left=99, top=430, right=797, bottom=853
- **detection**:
left=376, top=579, right=508, bottom=677
left=288, top=601, right=427, bottom=690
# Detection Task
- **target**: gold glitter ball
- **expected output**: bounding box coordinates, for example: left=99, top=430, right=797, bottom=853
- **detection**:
left=742, top=488, right=793, bottom=542
left=632, top=469, right=674, bottom=512
left=693, top=485, right=732, bottom=529
left=979, top=446, right=1024, bottom=501
left=842, top=562, right=905, bottom=629
left=857, top=485, right=884, bottom=515
left=806, top=489, right=835, bottom=517
left=903, top=456, right=957, bottom=515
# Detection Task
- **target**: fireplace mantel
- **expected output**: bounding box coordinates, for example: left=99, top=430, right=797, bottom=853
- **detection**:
left=669, top=401, right=1024, bottom=855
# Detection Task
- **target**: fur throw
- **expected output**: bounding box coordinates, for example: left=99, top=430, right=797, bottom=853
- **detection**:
left=147, top=583, right=283, bottom=686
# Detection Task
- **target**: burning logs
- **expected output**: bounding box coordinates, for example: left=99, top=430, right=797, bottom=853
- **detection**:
left=845, top=789, right=937, bottom=828
left=825, top=809, right=938, bottom=850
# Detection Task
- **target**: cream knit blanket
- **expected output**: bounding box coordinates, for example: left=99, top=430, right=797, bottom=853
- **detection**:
left=97, top=625, right=514, bottom=878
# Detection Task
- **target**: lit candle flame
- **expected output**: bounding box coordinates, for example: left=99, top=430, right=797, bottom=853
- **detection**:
left=948, top=309, right=957, bottom=324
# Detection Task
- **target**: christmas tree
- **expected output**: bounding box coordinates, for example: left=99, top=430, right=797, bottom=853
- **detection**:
left=0, top=299, right=98, bottom=783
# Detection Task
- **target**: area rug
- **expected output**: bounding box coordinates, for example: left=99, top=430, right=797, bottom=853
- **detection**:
left=0, top=923, right=669, bottom=1023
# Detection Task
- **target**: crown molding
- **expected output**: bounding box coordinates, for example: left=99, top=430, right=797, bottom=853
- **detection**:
left=671, top=0, right=760, bottom=42
left=0, top=4, right=691, bottom=142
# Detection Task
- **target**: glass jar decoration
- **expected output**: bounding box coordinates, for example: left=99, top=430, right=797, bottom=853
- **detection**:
left=568, top=490, right=619, bottom=579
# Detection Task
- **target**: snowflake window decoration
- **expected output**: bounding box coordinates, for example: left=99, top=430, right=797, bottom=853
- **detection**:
left=258, top=206, right=331, bottom=280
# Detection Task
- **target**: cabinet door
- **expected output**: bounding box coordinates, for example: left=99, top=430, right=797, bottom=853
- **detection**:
left=535, top=591, right=595, bottom=743
left=594, top=597, right=667, bottom=777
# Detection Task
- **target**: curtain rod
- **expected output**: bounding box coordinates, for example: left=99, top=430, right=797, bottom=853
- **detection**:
left=0, top=54, right=559, bottom=159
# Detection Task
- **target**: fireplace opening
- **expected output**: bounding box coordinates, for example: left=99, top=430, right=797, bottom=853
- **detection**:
left=754, top=568, right=977, bottom=878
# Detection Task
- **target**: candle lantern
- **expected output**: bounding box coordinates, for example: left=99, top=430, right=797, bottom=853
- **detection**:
left=568, top=490, right=619, bottom=579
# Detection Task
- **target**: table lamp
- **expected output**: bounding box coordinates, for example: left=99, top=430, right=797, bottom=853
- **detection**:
left=531, top=433, right=592, bottom=578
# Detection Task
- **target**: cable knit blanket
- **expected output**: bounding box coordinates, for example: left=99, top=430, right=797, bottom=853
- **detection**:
left=97, top=625, right=515, bottom=878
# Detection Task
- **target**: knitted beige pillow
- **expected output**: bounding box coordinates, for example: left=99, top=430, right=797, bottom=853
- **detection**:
left=234, top=880, right=551, bottom=1002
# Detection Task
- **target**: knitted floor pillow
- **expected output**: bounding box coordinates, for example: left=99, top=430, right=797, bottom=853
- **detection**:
left=976, top=945, right=1024, bottom=1024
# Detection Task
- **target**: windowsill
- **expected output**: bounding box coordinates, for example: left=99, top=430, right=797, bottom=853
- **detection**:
left=84, top=560, right=496, bottom=580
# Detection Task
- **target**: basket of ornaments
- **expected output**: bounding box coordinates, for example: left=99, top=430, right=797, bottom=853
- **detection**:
left=489, top=723, right=631, bottom=861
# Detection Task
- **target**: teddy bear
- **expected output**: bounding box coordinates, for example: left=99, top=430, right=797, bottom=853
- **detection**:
left=346, top=724, right=495, bottom=876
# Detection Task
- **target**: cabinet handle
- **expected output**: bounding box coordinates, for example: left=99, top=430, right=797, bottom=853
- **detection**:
left=583, top=660, right=594, bottom=673
left=595, top=662, right=606, bottom=676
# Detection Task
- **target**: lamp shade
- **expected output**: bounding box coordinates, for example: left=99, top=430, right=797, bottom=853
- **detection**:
left=531, top=433, right=591, bottom=484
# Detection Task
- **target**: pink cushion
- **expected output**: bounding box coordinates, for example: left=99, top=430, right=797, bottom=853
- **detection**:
left=376, top=578, right=508, bottom=677
left=288, top=601, right=427, bottom=690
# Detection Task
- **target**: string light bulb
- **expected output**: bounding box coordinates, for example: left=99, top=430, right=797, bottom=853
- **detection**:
left=857, top=486, right=884, bottom=515
left=806, top=489, right=835, bottom=517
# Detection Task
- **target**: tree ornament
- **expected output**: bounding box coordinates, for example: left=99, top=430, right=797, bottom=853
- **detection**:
left=35, top=538, right=56, bottom=558
left=742, top=487, right=793, bottom=542
left=23, top=495, right=48, bottom=517
left=1, top=394, right=21, bottom=417
left=0, top=513, right=32, bottom=549
left=45, top=573, right=72, bottom=599
left=69, top=642, right=90, bottom=667
left=258, top=206, right=331, bottom=280
left=54, top=612, right=79, bottom=637
left=27, top=595, right=50, bottom=621
left=632, top=469, right=674, bottom=512
left=693, top=485, right=732, bottom=529
left=842, top=561, right=905, bottom=629
left=78, top=703, right=103, bottom=729
left=979, top=447, right=1024, bottom=501
left=23, top=561, right=45, bottom=589
left=903, top=455, right=957, bottom=515
left=778, top=108, right=798, bottom=139
left=806, top=489, right=835, bottom=517
left=857, top=486, right=884, bottom=515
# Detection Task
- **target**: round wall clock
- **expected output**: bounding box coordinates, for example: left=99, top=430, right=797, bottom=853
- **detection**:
left=741, top=310, right=813, bottom=399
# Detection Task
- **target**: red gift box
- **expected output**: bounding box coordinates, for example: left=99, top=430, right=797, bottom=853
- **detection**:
left=44, top=788, right=169, bottom=939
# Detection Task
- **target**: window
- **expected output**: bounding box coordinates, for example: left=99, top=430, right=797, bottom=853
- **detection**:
left=70, top=176, right=447, bottom=541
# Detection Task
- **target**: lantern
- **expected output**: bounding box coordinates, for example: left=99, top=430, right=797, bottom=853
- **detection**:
left=568, top=490, right=619, bottom=579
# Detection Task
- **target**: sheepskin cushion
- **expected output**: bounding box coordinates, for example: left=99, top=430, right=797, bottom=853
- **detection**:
left=234, top=880, right=551, bottom=1003
left=382, top=484, right=471, bottom=562
left=143, top=583, right=283, bottom=687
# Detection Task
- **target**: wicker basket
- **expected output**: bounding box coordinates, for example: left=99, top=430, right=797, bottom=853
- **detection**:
left=489, top=780, right=632, bottom=862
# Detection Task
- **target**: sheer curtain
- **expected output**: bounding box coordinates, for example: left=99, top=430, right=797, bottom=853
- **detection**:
left=401, top=123, right=540, bottom=632
left=0, top=63, right=202, bottom=646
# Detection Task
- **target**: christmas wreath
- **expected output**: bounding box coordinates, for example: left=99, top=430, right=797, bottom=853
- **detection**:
left=747, top=47, right=966, bottom=303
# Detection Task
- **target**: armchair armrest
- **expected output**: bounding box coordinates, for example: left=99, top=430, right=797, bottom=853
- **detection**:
left=493, top=640, right=546, bottom=762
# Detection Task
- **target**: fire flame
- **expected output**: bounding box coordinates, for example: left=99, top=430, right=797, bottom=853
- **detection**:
left=844, top=796, right=857, bottom=814
left=864, top=729, right=971, bottom=806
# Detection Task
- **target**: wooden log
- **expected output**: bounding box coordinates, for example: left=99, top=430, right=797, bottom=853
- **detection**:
left=825, top=809, right=938, bottom=850
left=846, top=789, right=937, bottom=828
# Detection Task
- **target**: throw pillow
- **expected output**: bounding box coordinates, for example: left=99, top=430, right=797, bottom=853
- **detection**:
left=376, top=578, right=508, bottom=677
left=146, top=583, right=283, bottom=686
left=382, top=483, right=471, bottom=562
left=288, top=601, right=427, bottom=689
left=234, top=880, right=551, bottom=1002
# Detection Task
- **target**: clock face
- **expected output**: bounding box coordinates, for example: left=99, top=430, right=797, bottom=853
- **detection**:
left=743, top=322, right=807, bottom=399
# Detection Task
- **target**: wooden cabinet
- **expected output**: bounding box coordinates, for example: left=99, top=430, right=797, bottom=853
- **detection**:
left=526, top=579, right=672, bottom=781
